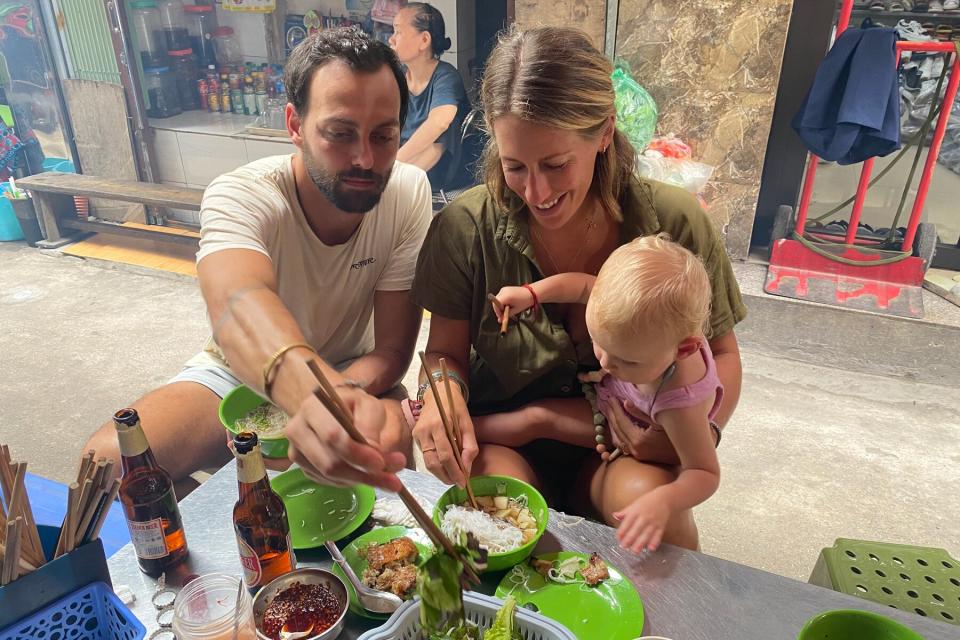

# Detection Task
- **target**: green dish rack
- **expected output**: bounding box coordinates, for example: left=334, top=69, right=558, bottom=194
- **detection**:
left=809, top=538, right=960, bottom=626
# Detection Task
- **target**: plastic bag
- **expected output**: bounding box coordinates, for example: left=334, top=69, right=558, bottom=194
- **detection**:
left=635, top=154, right=714, bottom=195
left=612, top=62, right=658, bottom=152
left=635, top=135, right=714, bottom=194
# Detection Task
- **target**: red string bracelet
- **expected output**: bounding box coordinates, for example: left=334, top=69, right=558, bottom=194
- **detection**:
left=521, top=284, right=540, bottom=320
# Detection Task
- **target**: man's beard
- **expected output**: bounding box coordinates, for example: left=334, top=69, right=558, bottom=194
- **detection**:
left=302, top=145, right=392, bottom=214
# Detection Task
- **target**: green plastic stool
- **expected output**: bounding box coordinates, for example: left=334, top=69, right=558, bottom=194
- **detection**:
left=809, top=538, right=960, bottom=626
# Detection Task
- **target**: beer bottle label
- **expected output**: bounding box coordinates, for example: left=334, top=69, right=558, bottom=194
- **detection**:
left=237, top=536, right=262, bottom=587
left=128, top=518, right=168, bottom=559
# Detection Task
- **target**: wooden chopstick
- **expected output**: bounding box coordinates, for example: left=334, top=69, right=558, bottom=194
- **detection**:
left=5, top=462, right=43, bottom=567
left=1, top=517, right=22, bottom=585
left=416, top=352, right=474, bottom=504
left=304, top=360, right=480, bottom=586
left=55, top=482, right=80, bottom=559
left=0, top=537, right=37, bottom=574
left=85, top=479, right=121, bottom=544
left=435, top=358, right=478, bottom=509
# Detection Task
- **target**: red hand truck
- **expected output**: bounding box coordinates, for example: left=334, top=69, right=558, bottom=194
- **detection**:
left=765, top=0, right=944, bottom=318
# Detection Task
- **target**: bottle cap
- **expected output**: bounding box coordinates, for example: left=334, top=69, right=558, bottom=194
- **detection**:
left=113, top=408, right=140, bottom=427
left=233, top=431, right=259, bottom=454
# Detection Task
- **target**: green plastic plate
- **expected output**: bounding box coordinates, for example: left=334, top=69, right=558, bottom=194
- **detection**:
left=329, top=525, right=433, bottom=620
left=494, top=551, right=644, bottom=639
left=270, top=468, right=375, bottom=549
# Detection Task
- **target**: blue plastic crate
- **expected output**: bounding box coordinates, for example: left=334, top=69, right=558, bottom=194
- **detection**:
left=0, top=581, right=145, bottom=640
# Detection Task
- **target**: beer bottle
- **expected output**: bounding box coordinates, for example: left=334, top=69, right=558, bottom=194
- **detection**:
left=232, top=432, right=295, bottom=590
left=114, top=408, right=189, bottom=576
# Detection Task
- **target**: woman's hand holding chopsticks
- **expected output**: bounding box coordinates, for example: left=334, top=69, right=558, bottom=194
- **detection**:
left=284, top=380, right=406, bottom=493
left=412, top=353, right=479, bottom=489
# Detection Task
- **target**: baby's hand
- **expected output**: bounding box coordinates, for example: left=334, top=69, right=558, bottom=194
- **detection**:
left=489, top=286, right=535, bottom=322
left=577, top=370, right=606, bottom=384
left=613, top=492, right=671, bottom=553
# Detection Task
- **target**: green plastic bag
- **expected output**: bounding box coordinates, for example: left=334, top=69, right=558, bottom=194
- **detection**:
left=612, top=63, right=658, bottom=152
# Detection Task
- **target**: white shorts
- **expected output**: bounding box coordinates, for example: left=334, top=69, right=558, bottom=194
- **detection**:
left=168, top=361, right=242, bottom=399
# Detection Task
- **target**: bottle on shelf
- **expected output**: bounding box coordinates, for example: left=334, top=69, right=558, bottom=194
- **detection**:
left=243, top=77, right=257, bottom=116
left=221, top=80, right=232, bottom=114
left=114, top=408, right=188, bottom=576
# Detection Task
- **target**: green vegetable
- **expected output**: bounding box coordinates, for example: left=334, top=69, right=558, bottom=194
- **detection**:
left=482, top=596, right=520, bottom=640
left=417, top=533, right=486, bottom=640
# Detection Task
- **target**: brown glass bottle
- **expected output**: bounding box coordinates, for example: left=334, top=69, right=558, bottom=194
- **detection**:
left=114, top=408, right=189, bottom=576
left=232, top=432, right=295, bottom=590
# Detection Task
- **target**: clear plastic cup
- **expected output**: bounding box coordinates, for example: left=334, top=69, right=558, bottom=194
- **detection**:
left=172, top=574, right=257, bottom=640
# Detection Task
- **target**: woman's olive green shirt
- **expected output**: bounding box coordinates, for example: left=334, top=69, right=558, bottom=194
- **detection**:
left=411, top=177, right=748, bottom=415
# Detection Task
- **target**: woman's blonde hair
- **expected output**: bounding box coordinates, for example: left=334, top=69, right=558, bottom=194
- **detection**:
left=586, top=234, right=713, bottom=343
left=479, top=26, right=635, bottom=221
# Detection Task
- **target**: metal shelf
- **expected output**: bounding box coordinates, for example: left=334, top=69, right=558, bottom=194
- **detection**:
left=850, top=7, right=960, bottom=23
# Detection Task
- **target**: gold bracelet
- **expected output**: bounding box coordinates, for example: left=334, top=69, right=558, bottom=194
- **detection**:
left=262, top=342, right=316, bottom=400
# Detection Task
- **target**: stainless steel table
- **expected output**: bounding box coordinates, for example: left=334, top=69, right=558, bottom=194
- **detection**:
left=108, top=462, right=957, bottom=639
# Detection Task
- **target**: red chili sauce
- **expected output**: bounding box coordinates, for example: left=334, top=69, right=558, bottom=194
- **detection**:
left=261, top=582, right=342, bottom=639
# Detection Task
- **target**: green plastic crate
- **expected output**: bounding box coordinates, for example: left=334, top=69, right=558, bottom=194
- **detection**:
left=809, top=538, right=960, bottom=626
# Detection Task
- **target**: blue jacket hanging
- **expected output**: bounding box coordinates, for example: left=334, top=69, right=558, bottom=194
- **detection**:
left=792, top=27, right=901, bottom=165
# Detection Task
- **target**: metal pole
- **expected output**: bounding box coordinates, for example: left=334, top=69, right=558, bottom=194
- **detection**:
left=604, top=0, right=620, bottom=60
left=845, top=158, right=874, bottom=245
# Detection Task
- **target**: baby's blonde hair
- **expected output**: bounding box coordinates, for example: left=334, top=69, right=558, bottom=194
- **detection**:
left=586, top=234, right=713, bottom=343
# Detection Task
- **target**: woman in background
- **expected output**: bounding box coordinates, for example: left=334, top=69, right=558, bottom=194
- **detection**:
left=390, top=2, right=471, bottom=191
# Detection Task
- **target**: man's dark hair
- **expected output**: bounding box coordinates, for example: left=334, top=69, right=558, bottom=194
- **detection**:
left=284, top=27, right=409, bottom=126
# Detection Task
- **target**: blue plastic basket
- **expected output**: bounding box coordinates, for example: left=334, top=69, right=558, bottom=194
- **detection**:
left=41, top=157, right=76, bottom=173
left=0, top=182, right=24, bottom=242
left=0, top=581, right=145, bottom=640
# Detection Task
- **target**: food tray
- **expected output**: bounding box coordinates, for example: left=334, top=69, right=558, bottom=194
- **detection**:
left=356, top=591, right=576, bottom=640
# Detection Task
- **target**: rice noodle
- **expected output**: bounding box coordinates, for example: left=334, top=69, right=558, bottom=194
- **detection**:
left=235, top=404, right=287, bottom=439
left=439, top=505, right=523, bottom=554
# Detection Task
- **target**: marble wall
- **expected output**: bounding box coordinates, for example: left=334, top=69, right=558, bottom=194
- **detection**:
left=516, top=0, right=795, bottom=259
left=617, top=0, right=793, bottom=258
left=514, top=0, right=607, bottom=50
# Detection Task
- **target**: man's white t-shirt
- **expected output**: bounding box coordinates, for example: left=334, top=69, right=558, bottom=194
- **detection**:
left=189, top=155, right=431, bottom=372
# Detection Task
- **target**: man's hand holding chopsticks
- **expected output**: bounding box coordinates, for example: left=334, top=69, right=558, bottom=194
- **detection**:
left=284, top=385, right=406, bottom=492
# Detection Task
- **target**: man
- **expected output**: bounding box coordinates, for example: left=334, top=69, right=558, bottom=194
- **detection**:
left=82, top=28, right=431, bottom=493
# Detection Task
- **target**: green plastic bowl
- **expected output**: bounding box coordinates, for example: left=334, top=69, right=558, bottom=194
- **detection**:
left=432, top=475, right=549, bottom=573
left=219, top=385, right=289, bottom=459
left=798, top=610, right=926, bottom=640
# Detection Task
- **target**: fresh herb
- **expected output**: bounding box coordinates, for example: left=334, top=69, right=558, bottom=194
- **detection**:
left=482, top=595, right=521, bottom=640
left=416, top=533, right=487, bottom=640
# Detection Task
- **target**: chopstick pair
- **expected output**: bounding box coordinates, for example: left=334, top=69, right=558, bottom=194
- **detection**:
left=416, top=352, right=478, bottom=510
left=304, top=360, right=480, bottom=588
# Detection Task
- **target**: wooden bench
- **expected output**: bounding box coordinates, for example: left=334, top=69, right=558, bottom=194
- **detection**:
left=15, top=172, right=203, bottom=249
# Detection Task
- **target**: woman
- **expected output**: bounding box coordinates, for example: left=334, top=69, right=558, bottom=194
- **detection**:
left=410, top=27, right=747, bottom=550
left=389, top=3, right=470, bottom=191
